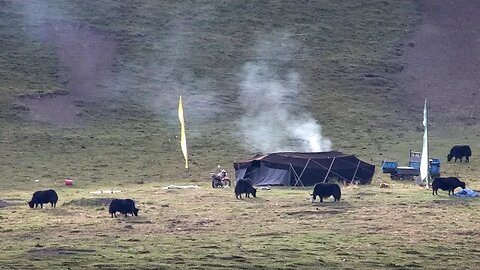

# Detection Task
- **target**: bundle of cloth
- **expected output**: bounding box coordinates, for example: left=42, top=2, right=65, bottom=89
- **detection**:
left=454, top=188, right=480, bottom=197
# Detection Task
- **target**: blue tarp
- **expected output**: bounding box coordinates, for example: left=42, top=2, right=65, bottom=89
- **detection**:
left=454, top=188, right=480, bottom=197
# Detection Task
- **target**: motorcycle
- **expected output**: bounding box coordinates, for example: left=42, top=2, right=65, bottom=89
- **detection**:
left=211, top=170, right=231, bottom=188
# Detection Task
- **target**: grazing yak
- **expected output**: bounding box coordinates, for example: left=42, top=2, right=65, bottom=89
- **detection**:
left=310, top=183, right=341, bottom=202
left=447, top=145, right=472, bottom=162
left=28, top=189, right=58, bottom=209
left=432, top=177, right=466, bottom=195
left=109, top=199, right=139, bottom=218
left=234, top=178, right=256, bottom=199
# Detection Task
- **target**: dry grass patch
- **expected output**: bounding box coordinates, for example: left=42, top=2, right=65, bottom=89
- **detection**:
left=1, top=182, right=479, bottom=269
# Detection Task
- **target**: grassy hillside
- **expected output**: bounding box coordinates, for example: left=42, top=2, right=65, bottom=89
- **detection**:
left=1, top=1, right=480, bottom=269
left=0, top=0, right=435, bottom=186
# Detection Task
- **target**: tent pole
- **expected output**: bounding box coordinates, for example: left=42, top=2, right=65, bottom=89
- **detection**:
left=323, top=157, right=336, bottom=183
left=296, top=159, right=310, bottom=187
left=291, top=164, right=298, bottom=186
left=288, top=165, right=291, bottom=185
left=351, top=160, right=361, bottom=183
left=311, top=158, right=371, bottom=182
left=291, top=164, right=301, bottom=187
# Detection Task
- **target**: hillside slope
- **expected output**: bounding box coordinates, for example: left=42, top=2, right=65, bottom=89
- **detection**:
left=395, top=0, right=480, bottom=128
left=1, top=0, right=477, bottom=185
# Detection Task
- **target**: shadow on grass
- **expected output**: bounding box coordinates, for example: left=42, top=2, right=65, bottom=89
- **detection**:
left=285, top=201, right=352, bottom=217
left=28, top=247, right=96, bottom=257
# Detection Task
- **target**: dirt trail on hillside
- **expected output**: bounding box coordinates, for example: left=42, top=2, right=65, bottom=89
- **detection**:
left=396, top=0, right=480, bottom=128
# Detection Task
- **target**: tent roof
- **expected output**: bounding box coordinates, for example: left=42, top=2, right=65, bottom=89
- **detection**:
left=234, top=151, right=356, bottom=168
left=234, top=151, right=376, bottom=185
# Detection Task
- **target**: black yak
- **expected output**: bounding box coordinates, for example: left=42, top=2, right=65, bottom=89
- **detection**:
left=28, top=189, right=58, bottom=209
left=447, top=145, right=472, bottom=162
left=109, top=199, right=139, bottom=218
left=310, top=183, right=341, bottom=202
left=432, top=177, right=466, bottom=195
left=234, top=178, right=256, bottom=199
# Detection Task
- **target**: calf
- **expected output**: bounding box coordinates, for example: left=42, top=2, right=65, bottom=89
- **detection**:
left=109, top=199, right=139, bottom=218
left=310, top=183, right=341, bottom=202
left=432, top=177, right=466, bottom=195
left=447, top=145, right=472, bottom=162
left=234, top=178, right=257, bottom=199
left=28, top=189, right=58, bottom=209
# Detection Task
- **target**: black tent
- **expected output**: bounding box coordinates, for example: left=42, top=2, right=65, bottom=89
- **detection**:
left=233, top=151, right=375, bottom=186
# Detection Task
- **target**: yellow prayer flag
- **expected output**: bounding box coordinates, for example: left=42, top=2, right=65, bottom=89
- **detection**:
left=178, top=95, right=188, bottom=169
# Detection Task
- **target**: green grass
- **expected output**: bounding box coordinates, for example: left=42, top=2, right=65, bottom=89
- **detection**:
left=1, top=0, right=480, bottom=269
left=0, top=0, right=426, bottom=186
left=1, top=182, right=479, bottom=269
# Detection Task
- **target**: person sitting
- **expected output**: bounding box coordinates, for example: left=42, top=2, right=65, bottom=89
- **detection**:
left=218, top=169, right=228, bottom=180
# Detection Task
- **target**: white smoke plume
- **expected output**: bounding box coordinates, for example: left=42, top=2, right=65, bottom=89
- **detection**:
left=238, top=33, right=332, bottom=153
